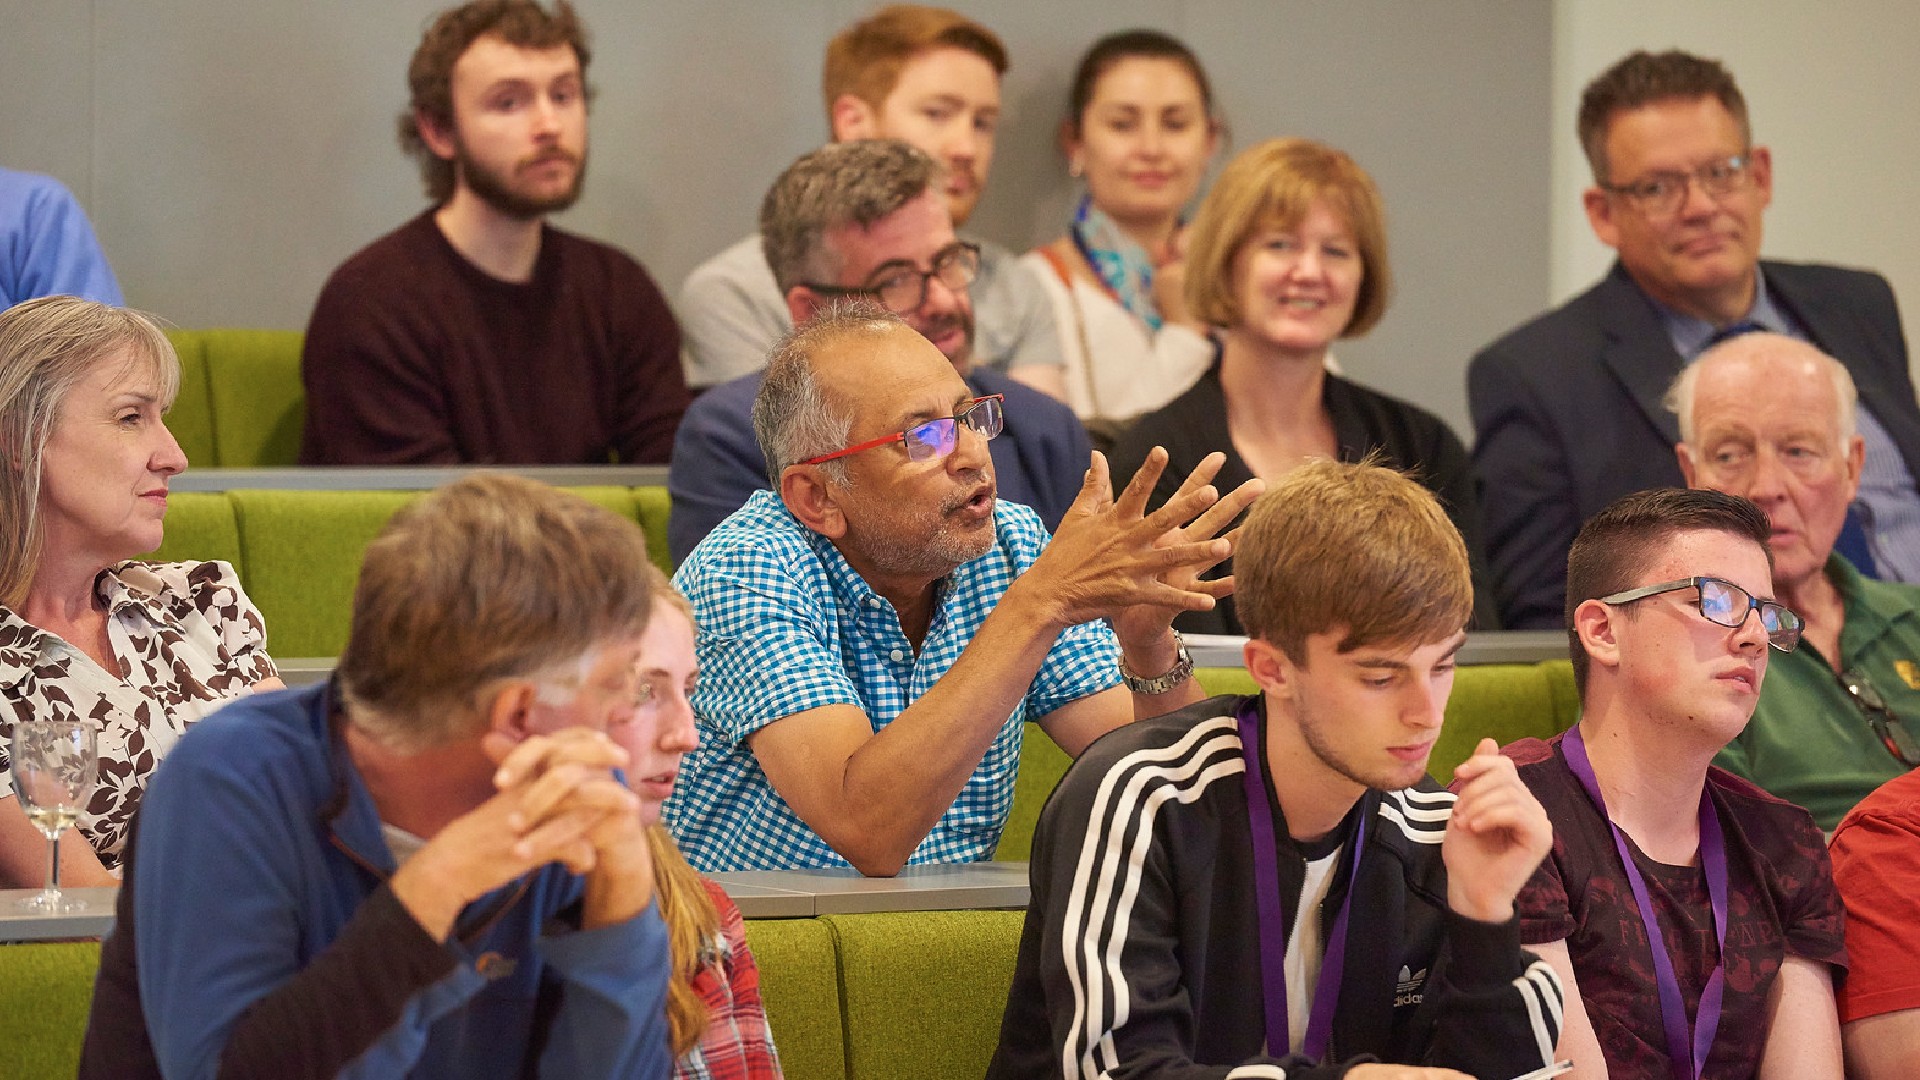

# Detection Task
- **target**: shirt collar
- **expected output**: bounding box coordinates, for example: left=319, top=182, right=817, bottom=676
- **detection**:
left=1658, top=269, right=1803, bottom=362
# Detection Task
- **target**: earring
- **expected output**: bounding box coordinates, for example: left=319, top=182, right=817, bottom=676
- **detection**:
left=1068, top=159, right=1084, bottom=179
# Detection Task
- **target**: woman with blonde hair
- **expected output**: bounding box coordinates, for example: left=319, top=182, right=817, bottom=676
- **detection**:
left=1110, top=138, right=1496, bottom=633
left=616, top=583, right=782, bottom=1078
left=0, top=296, right=281, bottom=887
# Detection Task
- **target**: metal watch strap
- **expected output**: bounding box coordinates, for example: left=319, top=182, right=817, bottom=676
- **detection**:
left=1119, top=632, right=1194, bottom=695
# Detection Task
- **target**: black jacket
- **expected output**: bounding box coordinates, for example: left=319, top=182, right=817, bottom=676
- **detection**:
left=988, top=696, right=1563, bottom=1080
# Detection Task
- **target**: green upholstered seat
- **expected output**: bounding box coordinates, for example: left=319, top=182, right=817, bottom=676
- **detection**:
left=742, top=917, right=848, bottom=1080
left=634, top=485, right=675, bottom=575
left=823, top=909, right=1024, bottom=1080
left=143, top=490, right=245, bottom=573
left=201, top=328, right=305, bottom=467
left=162, top=329, right=218, bottom=469
left=0, top=942, right=99, bottom=1079
left=229, top=487, right=642, bottom=658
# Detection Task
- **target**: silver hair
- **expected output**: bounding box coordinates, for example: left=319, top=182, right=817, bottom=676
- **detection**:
left=1666, top=332, right=1856, bottom=449
left=752, top=300, right=909, bottom=486
left=758, top=139, right=943, bottom=293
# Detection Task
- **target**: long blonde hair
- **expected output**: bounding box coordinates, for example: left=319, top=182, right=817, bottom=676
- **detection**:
left=649, top=824, right=721, bottom=1057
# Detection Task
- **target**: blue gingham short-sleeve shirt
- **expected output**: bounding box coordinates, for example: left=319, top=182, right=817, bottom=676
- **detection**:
left=665, top=490, right=1121, bottom=871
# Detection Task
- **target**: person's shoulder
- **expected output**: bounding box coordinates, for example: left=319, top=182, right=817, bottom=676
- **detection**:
left=1835, top=769, right=1920, bottom=840
left=971, top=367, right=1075, bottom=422
left=1374, top=777, right=1458, bottom=848
left=542, top=221, right=663, bottom=287
left=1064, top=696, right=1248, bottom=793
left=158, top=682, right=326, bottom=786
left=311, top=213, right=446, bottom=299
left=676, top=493, right=820, bottom=581
left=1329, top=374, right=1457, bottom=435
left=0, top=166, right=75, bottom=210
left=691, top=369, right=765, bottom=417
left=1707, top=764, right=1825, bottom=835
left=1762, top=258, right=1894, bottom=298
left=1471, top=270, right=1622, bottom=371
left=681, top=233, right=777, bottom=295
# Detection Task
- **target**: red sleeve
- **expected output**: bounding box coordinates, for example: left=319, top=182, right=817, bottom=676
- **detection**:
left=686, top=880, right=783, bottom=1079
left=1832, top=798, right=1920, bottom=1022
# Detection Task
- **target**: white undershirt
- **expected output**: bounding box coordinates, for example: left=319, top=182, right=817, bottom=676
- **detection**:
left=1282, top=845, right=1345, bottom=1057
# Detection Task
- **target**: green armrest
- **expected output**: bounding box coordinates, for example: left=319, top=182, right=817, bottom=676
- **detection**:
left=634, top=485, right=674, bottom=575
left=823, top=910, right=1025, bottom=1080
left=202, top=329, right=305, bottom=468
left=743, top=918, right=848, bottom=1080
left=0, top=942, right=100, bottom=1079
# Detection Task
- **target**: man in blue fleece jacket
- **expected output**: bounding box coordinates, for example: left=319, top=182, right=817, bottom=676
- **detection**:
left=79, top=474, right=676, bottom=1079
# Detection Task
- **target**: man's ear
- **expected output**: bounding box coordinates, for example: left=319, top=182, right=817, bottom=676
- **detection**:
left=1677, top=441, right=1699, bottom=488
left=779, top=464, right=848, bottom=539
left=786, top=286, right=821, bottom=327
left=483, top=680, right=541, bottom=743
left=1583, top=185, right=1621, bottom=250
left=415, top=108, right=459, bottom=162
left=1243, top=637, right=1295, bottom=701
left=1572, top=598, right=1623, bottom=677
left=830, top=93, right=879, bottom=142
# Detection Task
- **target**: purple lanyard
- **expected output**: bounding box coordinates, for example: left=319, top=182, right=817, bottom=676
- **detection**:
left=1562, top=725, right=1729, bottom=1080
left=1238, top=701, right=1364, bottom=1062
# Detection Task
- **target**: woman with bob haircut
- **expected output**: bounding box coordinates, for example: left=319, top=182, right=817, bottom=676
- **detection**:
left=614, top=581, right=783, bottom=1079
left=0, top=296, right=281, bottom=887
left=1111, top=138, right=1496, bottom=633
left=1016, top=29, right=1222, bottom=441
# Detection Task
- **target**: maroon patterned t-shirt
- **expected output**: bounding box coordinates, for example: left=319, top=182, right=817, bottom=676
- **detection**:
left=1505, top=735, right=1846, bottom=1079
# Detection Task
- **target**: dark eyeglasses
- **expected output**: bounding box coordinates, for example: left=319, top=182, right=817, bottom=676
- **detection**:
left=803, top=241, right=981, bottom=314
left=800, top=394, right=1004, bottom=466
left=1600, top=575, right=1803, bottom=652
left=1600, top=154, right=1753, bottom=218
left=1841, top=668, right=1920, bottom=768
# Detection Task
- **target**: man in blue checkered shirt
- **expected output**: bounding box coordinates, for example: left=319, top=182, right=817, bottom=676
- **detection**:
left=667, top=302, right=1258, bottom=874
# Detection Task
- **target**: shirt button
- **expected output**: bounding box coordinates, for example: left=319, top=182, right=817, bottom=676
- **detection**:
left=890, top=648, right=905, bottom=663
left=867, top=597, right=882, bottom=609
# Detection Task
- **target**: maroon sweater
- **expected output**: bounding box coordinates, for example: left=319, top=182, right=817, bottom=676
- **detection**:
left=299, top=212, right=689, bottom=464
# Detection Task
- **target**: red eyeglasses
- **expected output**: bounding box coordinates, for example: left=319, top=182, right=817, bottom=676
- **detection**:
left=800, top=394, right=1004, bottom=465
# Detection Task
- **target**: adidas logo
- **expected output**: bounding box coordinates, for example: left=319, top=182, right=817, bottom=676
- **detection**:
left=1394, top=964, right=1428, bottom=1007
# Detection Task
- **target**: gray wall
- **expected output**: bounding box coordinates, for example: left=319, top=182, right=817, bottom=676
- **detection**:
left=0, top=0, right=1554, bottom=436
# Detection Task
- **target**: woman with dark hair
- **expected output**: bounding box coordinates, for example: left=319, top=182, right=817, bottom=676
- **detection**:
left=1015, top=30, right=1221, bottom=440
left=1111, top=139, right=1497, bottom=633
left=0, top=296, right=281, bottom=887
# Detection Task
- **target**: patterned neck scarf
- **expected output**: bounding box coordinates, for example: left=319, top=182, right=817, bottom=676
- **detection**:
left=1069, top=193, right=1164, bottom=331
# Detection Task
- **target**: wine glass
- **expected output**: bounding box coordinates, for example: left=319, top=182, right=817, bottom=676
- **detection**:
left=9, top=720, right=98, bottom=913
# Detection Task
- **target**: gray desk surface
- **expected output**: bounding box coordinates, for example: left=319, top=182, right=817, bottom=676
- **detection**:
left=713, top=861, right=1030, bottom=916
left=173, top=464, right=669, bottom=493
left=0, top=866, right=1029, bottom=940
left=0, top=888, right=117, bottom=942
left=276, top=632, right=1569, bottom=690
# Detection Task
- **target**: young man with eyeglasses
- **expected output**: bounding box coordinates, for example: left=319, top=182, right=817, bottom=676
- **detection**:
left=665, top=302, right=1258, bottom=874
left=676, top=4, right=1061, bottom=391
left=1469, top=48, right=1920, bottom=631
left=1502, top=487, right=1846, bottom=1078
left=666, top=139, right=1088, bottom=562
left=1669, top=333, right=1920, bottom=832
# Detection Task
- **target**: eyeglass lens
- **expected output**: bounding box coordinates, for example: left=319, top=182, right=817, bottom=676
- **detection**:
left=876, top=245, right=979, bottom=313
left=900, top=397, right=1004, bottom=462
left=1697, top=578, right=1801, bottom=650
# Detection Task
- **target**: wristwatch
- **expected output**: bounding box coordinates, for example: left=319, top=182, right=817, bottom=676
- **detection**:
left=1120, top=631, right=1195, bottom=695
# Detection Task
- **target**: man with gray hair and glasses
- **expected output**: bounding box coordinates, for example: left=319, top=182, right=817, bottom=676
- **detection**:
left=1670, top=332, right=1920, bottom=832
left=666, top=139, right=1086, bottom=562
left=1469, top=48, right=1920, bottom=631
left=666, top=302, right=1257, bottom=875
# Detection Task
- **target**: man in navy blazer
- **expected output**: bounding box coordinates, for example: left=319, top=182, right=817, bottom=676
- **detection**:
left=1470, top=49, right=1920, bottom=629
left=668, top=140, right=1088, bottom=563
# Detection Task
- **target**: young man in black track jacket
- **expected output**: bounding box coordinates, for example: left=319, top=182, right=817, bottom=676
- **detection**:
left=990, top=459, right=1565, bottom=1080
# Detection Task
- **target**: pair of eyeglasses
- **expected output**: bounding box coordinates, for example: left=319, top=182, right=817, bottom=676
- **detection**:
left=1600, top=154, right=1752, bottom=217
left=803, top=241, right=981, bottom=315
left=1600, top=575, right=1802, bottom=652
left=800, top=394, right=1004, bottom=466
left=1841, top=668, right=1920, bottom=768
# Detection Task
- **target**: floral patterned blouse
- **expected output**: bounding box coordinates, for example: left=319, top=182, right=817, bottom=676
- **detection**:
left=0, top=560, right=277, bottom=870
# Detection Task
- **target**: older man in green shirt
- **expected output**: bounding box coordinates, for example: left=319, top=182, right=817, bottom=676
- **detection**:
left=1671, top=332, right=1920, bottom=831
